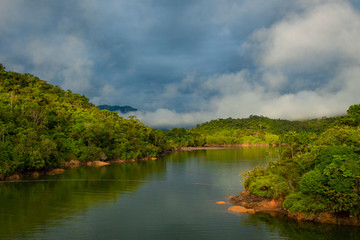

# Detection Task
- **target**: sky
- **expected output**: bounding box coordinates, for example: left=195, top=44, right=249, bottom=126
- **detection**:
left=1, top=0, right=360, bottom=128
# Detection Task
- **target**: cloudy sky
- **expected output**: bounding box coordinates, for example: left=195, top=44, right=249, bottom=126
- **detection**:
left=1, top=0, right=360, bottom=127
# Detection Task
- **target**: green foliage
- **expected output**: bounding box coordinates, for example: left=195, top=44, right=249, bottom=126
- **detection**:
left=191, top=115, right=334, bottom=146
left=322, top=187, right=360, bottom=216
left=0, top=65, right=173, bottom=175
left=243, top=104, right=360, bottom=218
left=164, top=128, right=206, bottom=148
left=314, top=146, right=356, bottom=170
left=283, top=192, right=327, bottom=214
left=333, top=104, right=360, bottom=127
left=247, top=173, right=291, bottom=199
left=243, top=165, right=265, bottom=189
left=299, top=169, right=326, bottom=195
left=347, top=104, right=360, bottom=116
left=293, top=145, right=360, bottom=216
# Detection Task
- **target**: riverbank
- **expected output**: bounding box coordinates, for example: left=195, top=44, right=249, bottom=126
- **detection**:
left=179, top=144, right=275, bottom=151
left=0, top=157, right=158, bottom=181
left=228, top=189, right=286, bottom=215
left=229, top=189, right=360, bottom=226
left=0, top=145, right=274, bottom=181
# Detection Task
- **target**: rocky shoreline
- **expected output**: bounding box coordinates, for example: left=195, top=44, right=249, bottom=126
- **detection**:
left=228, top=189, right=360, bottom=226
left=228, top=189, right=286, bottom=215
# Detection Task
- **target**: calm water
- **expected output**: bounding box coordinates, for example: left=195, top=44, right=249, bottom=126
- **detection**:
left=0, top=148, right=359, bottom=240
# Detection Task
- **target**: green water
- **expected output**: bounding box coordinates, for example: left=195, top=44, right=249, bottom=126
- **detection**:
left=0, top=148, right=359, bottom=239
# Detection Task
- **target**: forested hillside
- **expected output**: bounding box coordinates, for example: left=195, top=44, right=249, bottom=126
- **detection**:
left=168, top=115, right=336, bottom=146
left=0, top=64, right=172, bottom=176
left=243, top=104, right=360, bottom=219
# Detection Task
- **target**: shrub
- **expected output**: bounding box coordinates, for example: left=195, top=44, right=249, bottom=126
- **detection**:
left=323, top=187, right=360, bottom=216
left=247, top=173, right=291, bottom=199
left=283, top=192, right=327, bottom=214
left=243, top=165, right=265, bottom=189
left=299, top=169, right=326, bottom=195
left=314, top=146, right=356, bottom=170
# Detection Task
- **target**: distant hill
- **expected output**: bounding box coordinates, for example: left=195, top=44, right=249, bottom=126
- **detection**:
left=98, top=105, right=138, bottom=114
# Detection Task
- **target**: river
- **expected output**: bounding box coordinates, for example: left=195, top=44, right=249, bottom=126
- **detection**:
left=0, top=147, right=359, bottom=239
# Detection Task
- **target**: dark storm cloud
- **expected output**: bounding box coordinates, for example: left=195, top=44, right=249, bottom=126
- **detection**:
left=1, top=0, right=360, bottom=127
left=0, top=0, right=289, bottom=103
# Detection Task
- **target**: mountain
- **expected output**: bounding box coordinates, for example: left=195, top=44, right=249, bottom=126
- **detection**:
left=98, top=105, right=138, bottom=114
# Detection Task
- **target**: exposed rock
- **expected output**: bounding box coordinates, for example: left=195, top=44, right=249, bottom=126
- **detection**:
left=230, top=189, right=285, bottom=214
left=228, top=206, right=255, bottom=214
left=109, top=159, right=126, bottom=164
left=109, top=158, right=155, bottom=164
left=46, top=168, right=65, bottom=176
left=88, top=161, right=110, bottom=167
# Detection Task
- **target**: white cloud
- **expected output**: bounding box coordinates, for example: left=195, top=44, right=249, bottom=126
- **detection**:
left=136, top=0, right=360, bottom=128
left=121, top=109, right=215, bottom=129
left=26, top=36, right=94, bottom=93
left=255, top=0, right=360, bottom=73
left=91, top=84, right=123, bottom=106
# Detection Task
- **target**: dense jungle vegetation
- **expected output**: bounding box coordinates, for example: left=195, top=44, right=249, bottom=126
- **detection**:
left=0, top=64, right=174, bottom=176
left=189, top=115, right=335, bottom=146
left=243, top=104, right=360, bottom=218
left=162, top=115, right=335, bottom=148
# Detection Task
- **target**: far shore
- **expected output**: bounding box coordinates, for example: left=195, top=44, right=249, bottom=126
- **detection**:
left=0, top=144, right=280, bottom=181
left=179, top=143, right=284, bottom=151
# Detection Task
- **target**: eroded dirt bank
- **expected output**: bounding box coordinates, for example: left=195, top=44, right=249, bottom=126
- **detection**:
left=229, top=189, right=286, bottom=215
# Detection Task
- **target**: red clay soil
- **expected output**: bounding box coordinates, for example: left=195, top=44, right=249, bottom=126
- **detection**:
left=229, top=189, right=287, bottom=215
left=229, top=189, right=360, bottom=226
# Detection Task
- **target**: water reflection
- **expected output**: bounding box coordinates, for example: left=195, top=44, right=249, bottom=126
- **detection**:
left=1, top=148, right=358, bottom=240
left=240, top=210, right=360, bottom=240
left=0, top=160, right=167, bottom=239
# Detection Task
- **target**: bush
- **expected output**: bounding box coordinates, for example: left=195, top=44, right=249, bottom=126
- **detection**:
left=314, top=146, right=356, bottom=170
left=243, top=165, right=265, bottom=189
left=283, top=192, right=327, bottom=214
left=323, top=187, right=360, bottom=216
left=299, top=169, right=326, bottom=195
left=247, top=173, right=291, bottom=199
left=347, top=104, right=360, bottom=116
